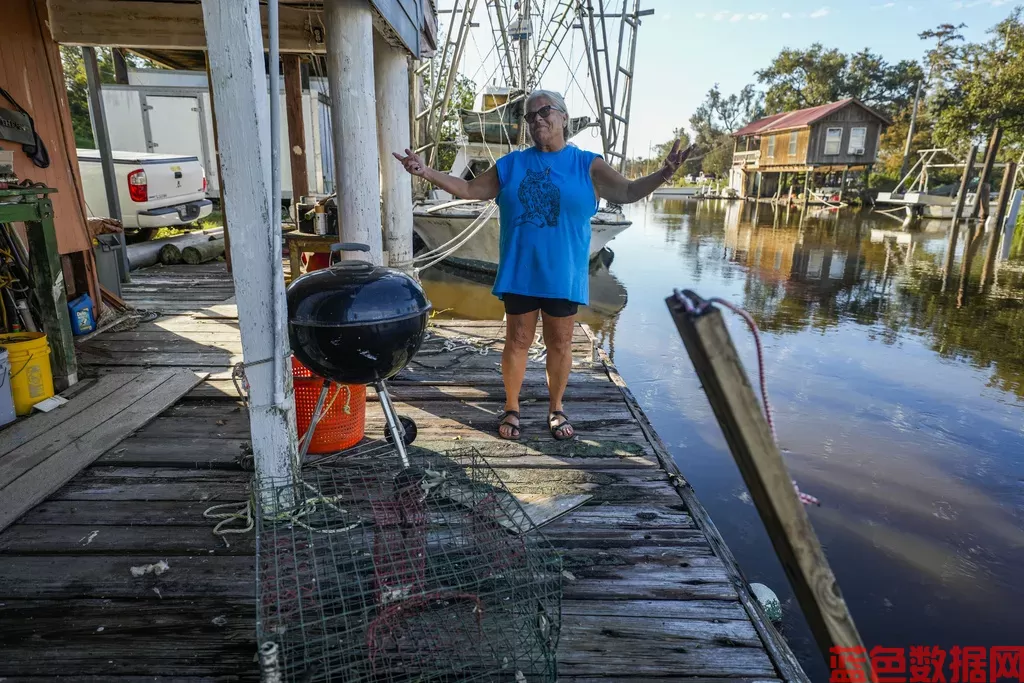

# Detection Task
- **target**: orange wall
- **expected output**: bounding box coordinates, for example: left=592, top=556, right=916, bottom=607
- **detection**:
left=0, top=0, right=92, bottom=255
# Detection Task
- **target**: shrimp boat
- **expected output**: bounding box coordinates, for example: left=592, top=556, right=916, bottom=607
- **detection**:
left=411, top=1, right=650, bottom=273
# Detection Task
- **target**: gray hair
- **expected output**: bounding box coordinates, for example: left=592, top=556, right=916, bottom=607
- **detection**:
left=525, top=89, right=570, bottom=140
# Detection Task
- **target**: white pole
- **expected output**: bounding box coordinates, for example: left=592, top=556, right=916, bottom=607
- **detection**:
left=201, top=0, right=298, bottom=508
left=325, top=0, right=384, bottom=264
left=268, top=0, right=286, bottom=406
left=374, top=33, right=414, bottom=268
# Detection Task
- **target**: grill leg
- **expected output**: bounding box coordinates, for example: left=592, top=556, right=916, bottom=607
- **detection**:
left=298, top=380, right=331, bottom=460
left=376, top=380, right=410, bottom=468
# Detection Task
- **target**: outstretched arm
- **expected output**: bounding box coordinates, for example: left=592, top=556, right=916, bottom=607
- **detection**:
left=590, top=140, right=695, bottom=204
left=392, top=148, right=499, bottom=201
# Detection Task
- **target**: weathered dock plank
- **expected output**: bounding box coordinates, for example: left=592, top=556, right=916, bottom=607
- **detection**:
left=0, top=261, right=805, bottom=681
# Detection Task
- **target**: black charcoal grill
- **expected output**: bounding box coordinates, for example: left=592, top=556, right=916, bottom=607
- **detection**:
left=287, top=243, right=432, bottom=462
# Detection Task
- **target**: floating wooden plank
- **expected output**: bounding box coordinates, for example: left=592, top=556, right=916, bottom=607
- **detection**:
left=0, top=370, right=206, bottom=533
left=517, top=493, right=593, bottom=528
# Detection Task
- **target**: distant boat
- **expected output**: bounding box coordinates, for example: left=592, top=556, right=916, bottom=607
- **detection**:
left=458, top=91, right=594, bottom=145
left=652, top=186, right=698, bottom=198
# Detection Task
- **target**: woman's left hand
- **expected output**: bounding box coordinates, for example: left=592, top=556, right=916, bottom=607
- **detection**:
left=660, top=140, right=697, bottom=182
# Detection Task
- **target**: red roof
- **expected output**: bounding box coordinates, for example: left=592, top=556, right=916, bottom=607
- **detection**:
left=732, top=98, right=891, bottom=137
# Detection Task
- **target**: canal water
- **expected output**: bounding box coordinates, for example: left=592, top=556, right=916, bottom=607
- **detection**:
left=420, top=199, right=1024, bottom=679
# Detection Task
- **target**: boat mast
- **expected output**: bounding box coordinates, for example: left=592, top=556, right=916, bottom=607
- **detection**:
left=578, top=0, right=651, bottom=172
left=517, top=0, right=531, bottom=145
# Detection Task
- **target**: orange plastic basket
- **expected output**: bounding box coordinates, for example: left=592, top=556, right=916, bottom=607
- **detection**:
left=292, top=357, right=366, bottom=454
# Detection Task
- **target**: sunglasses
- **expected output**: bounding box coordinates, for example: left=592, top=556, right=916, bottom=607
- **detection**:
left=525, top=105, right=561, bottom=124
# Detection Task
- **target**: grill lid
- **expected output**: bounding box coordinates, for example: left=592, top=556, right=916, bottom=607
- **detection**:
left=287, top=243, right=432, bottom=328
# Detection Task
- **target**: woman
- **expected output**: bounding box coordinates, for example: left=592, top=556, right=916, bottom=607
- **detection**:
left=395, top=90, right=692, bottom=441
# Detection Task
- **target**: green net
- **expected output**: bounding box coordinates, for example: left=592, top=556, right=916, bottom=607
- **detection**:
left=255, top=444, right=561, bottom=682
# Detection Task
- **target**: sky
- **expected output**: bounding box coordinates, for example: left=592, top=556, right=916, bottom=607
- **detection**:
left=446, top=0, right=1018, bottom=159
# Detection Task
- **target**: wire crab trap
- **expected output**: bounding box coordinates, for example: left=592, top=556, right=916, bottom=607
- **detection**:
left=255, top=445, right=562, bottom=682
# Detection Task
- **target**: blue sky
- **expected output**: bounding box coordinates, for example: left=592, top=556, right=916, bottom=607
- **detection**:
left=453, top=0, right=1019, bottom=158
left=623, top=0, right=1016, bottom=155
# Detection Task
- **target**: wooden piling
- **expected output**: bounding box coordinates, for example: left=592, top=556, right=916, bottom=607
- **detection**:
left=942, top=143, right=979, bottom=291
left=801, top=170, right=810, bottom=211
left=971, top=125, right=1003, bottom=221
left=283, top=54, right=310, bottom=204
left=666, top=294, right=871, bottom=680
left=838, top=167, right=848, bottom=203
left=981, top=162, right=1017, bottom=289
left=374, top=32, right=415, bottom=267
left=204, top=56, right=231, bottom=273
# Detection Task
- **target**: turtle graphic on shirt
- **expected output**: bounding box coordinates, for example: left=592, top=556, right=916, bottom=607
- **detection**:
left=514, top=167, right=560, bottom=228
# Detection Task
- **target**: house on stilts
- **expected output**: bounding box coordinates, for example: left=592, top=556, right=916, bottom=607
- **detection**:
left=729, top=98, right=891, bottom=203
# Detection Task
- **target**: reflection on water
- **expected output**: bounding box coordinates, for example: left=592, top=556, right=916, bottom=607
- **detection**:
left=419, top=200, right=1024, bottom=678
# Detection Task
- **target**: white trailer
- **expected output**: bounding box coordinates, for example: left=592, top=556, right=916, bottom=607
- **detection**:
left=95, top=68, right=336, bottom=201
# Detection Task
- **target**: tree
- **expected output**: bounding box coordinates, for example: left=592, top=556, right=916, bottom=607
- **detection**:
left=928, top=10, right=1024, bottom=148
left=756, top=44, right=849, bottom=113
left=755, top=44, right=922, bottom=116
left=686, top=84, right=762, bottom=176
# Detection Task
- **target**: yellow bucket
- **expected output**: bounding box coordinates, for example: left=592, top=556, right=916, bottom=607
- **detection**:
left=0, top=333, right=54, bottom=416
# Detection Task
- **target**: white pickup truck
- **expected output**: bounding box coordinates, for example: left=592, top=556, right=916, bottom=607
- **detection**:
left=77, top=149, right=213, bottom=236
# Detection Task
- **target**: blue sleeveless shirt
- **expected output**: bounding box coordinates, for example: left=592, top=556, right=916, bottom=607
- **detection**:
left=492, top=145, right=602, bottom=305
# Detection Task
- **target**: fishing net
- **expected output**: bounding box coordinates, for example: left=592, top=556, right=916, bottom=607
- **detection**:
left=255, top=444, right=562, bottom=682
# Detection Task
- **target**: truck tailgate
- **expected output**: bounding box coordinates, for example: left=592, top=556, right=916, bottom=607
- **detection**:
left=142, top=156, right=206, bottom=203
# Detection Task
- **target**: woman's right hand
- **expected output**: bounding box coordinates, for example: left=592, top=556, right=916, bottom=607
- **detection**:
left=393, top=148, right=428, bottom=178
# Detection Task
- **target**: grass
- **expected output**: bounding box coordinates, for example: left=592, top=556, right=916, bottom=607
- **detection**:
left=149, top=210, right=224, bottom=240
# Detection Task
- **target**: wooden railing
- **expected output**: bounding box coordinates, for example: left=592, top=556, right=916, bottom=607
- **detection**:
left=733, top=150, right=761, bottom=167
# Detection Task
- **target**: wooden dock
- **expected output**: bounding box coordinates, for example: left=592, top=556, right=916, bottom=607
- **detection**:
left=0, top=261, right=806, bottom=681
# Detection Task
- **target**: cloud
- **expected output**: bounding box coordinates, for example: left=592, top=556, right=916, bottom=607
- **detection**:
left=748, top=12, right=770, bottom=20
left=695, top=11, right=707, bottom=18
left=781, top=11, right=793, bottom=18
left=871, top=1, right=896, bottom=8
left=712, top=10, right=731, bottom=21
left=730, top=12, right=745, bottom=21
left=809, top=6, right=831, bottom=18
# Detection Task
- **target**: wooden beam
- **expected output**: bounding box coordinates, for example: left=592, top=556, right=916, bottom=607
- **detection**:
left=282, top=55, right=309, bottom=204
left=666, top=294, right=870, bottom=680
left=201, top=0, right=299, bottom=508
left=47, top=0, right=327, bottom=53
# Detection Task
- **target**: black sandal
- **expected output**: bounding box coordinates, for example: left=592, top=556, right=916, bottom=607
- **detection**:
left=548, top=411, right=574, bottom=441
left=498, top=410, right=521, bottom=440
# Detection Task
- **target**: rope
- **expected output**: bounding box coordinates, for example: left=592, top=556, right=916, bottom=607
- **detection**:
left=675, top=291, right=820, bottom=506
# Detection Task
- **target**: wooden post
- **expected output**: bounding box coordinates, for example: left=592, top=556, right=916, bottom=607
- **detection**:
left=971, top=125, right=1002, bottom=221
left=374, top=32, right=414, bottom=268
left=838, top=167, right=848, bottom=203
left=204, top=55, right=231, bottom=273
left=666, top=293, right=870, bottom=680
left=283, top=54, right=309, bottom=204
left=942, top=144, right=979, bottom=290
left=25, top=197, right=78, bottom=390
left=325, top=0, right=384, bottom=265
left=201, top=0, right=298, bottom=507
left=754, top=172, right=762, bottom=202
left=981, top=162, right=1017, bottom=289
left=111, top=48, right=129, bottom=84
left=801, top=169, right=811, bottom=211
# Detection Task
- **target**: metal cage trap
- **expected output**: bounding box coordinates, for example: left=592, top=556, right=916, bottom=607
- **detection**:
left=255, top=445, right=562, bottom=682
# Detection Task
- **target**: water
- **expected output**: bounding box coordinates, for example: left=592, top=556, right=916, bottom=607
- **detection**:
left=419, top=200, right=1024, bottom=679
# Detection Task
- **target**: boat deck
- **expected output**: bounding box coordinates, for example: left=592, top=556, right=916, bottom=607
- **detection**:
left=0, top=261, right=805, bottom=681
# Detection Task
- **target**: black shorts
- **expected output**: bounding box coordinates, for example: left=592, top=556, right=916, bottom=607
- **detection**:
left=502, top=293, right=579, bottom=318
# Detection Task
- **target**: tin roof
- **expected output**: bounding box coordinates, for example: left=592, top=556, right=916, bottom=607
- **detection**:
left=732, top=98, right=891, bottom=137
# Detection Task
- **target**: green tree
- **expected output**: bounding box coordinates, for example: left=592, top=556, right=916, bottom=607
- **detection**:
left=687, top=84, right=762, bottom=176
left=755, top=44, right=921, bottom=116
left=928, top=9, right=1024, bottom=148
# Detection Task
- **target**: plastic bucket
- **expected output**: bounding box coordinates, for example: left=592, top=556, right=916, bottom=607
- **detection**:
left=0, top=333, right=54, bottom=416
left=292, top=357, right=366, bottom=454
left=0, top=348, right=15, bottom=427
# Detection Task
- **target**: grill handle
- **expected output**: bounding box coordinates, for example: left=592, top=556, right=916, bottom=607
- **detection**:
left=330, top=242, right=370, bottom=253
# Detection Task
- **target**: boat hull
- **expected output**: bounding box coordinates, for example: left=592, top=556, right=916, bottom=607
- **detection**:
left=413, top=204, right=630, bottom=273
